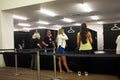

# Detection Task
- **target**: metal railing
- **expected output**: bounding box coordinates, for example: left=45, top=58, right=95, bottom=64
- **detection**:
left=0, top=48, right=120, bottom=80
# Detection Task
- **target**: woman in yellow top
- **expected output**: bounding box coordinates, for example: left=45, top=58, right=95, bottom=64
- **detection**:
left=77, top=23, right=93, bottom=54
left=77, top=23, right=93, bottom=76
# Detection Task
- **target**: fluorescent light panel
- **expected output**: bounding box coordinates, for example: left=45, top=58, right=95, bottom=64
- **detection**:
left=40, top=9, right=56, bottom=17
left=22, top=28, right=31, bottom=31
left=53, top=25, right=62, bottom=28
left=13, top=29, right=19, bottom=31
left=38, top=21, right=50, bottom=25
left=38, top=26, right=46, bottom=29
left=73, top=23, right=81, bottom=26
left=62, top=18, right=74, bottom=23
left=91, top=15, right=99, bottom=20
left=13, top=15, right=28, bottom=20
left=96, top=21, right=103, bottom=24
left=79, top=3, right=92, bottom=12
left=50, top=27, right=60, bottom=30
left=17, top=23, right=31, bottom=27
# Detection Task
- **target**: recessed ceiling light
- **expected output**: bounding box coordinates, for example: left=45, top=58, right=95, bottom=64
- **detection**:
left=40, top=9, right=57, bottom=17
left=79, top=3, right=92, bottom=12
left=17, top=23, right=31, bottom=27
left=62, top=18, right=74, bottom=23
left=13, top=15, right=28, bottom=20
left=38, top=21, right=50, bottom=25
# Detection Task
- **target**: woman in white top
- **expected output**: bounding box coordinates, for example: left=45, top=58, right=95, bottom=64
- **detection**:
left=56, top=28, right=72, bottom=72
left=116, top=35, right=120, bottom=54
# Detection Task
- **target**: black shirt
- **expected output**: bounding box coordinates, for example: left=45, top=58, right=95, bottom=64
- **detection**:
left=30, top=38, right=40, bottom=48
left=43, top=36, right=54, bottom=48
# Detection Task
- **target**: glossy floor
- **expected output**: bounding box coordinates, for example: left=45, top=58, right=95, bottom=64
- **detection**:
left=0, top=67, right=119, bottom=80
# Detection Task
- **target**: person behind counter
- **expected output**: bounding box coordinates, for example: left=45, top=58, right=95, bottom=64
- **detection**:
left=42, top=30, right=56, bottom=51
left=30, top=32, right=41, bottom=70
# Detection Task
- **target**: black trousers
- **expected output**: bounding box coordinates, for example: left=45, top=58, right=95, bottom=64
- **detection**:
left=79, top=50, right=93, bottom=54
left=78, top=50, right=93, bottom=72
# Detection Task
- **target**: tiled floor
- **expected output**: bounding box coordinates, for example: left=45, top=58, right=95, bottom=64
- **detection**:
left=0, top=67, right=119, bottom=80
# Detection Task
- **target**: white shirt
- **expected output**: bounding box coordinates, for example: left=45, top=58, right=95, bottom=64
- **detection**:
left=116, top=35, right=120, bottom=54
left=57, top=34, right=68, bottom=48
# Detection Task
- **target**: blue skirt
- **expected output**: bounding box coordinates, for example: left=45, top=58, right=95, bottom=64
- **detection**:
left=57, top=46, right=65, bottom=54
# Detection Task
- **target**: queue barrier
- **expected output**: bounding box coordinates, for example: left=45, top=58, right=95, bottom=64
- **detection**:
left=0, top=48, right=120, bottom=80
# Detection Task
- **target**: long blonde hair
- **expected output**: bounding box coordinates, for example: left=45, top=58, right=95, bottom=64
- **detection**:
left=56, top=28, right=64, bottom=42
left=58, top=28, right=64, bottom=34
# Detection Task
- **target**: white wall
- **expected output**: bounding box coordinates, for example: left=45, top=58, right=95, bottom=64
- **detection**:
left=0, top=0, right=54, bottom=10
left=0, top=12, right=2, bottom=48
left=0, top=11, right=14, bottom=49
left=0, top=0, right=55, bottom=67
left=0, top=11, right=14, bottom=67
left=87, top=24, right=104, bottom=50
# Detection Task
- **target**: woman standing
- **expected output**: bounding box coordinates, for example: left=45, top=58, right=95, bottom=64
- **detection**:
left=30, top=32, right=41, bottom=70
left=77, top=23, right=93, bottom=75
left=56, top=28, right=72, bottom=73
left=77, top=23, right=93, bottom=54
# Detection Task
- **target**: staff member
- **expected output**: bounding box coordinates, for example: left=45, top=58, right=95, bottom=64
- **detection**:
left=42, top=30, right=56, bottom=50
left=30, top=32, right=41, bottom=70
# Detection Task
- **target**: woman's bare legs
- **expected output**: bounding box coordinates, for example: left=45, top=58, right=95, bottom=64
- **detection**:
left=58, top=56, right=72, bottom=72
left=61, top=56, right=71, bottom=72
left=58, top=57, right=62, bottom=72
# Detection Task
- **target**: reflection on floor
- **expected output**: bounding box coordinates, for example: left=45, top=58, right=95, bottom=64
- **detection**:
left=0, top=67, right=119, bottom=80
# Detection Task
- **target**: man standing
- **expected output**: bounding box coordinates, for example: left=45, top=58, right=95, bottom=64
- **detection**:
left=42, top=30, right=56, bottom=49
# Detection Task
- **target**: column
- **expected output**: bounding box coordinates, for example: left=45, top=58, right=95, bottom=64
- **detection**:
left=88, top=24, right=104, bottom=50
left=0, top=10, right=14, bottom=67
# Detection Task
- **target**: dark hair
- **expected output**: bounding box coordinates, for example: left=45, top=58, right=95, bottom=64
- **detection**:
left=80, top=23, right=88, bottom=44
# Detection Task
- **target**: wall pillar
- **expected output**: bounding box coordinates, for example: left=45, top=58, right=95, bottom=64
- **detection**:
left=0, top=11, right=14, bottom=67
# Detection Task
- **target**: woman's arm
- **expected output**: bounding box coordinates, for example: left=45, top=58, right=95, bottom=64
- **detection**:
left=59, top=33, right=68, bottom=40
left=37, top=43, right=41, bottom=48
left=88, top=32, right=93, bottom=44
left=77, top=32, right=80, bottom=48
left=52, top=41, right=56, bottom=48
left=42, top=41, right=48, bottom=47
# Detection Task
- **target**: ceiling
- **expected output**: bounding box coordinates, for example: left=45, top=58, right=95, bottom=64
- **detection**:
left=5, top=0, right=120, bottom=31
